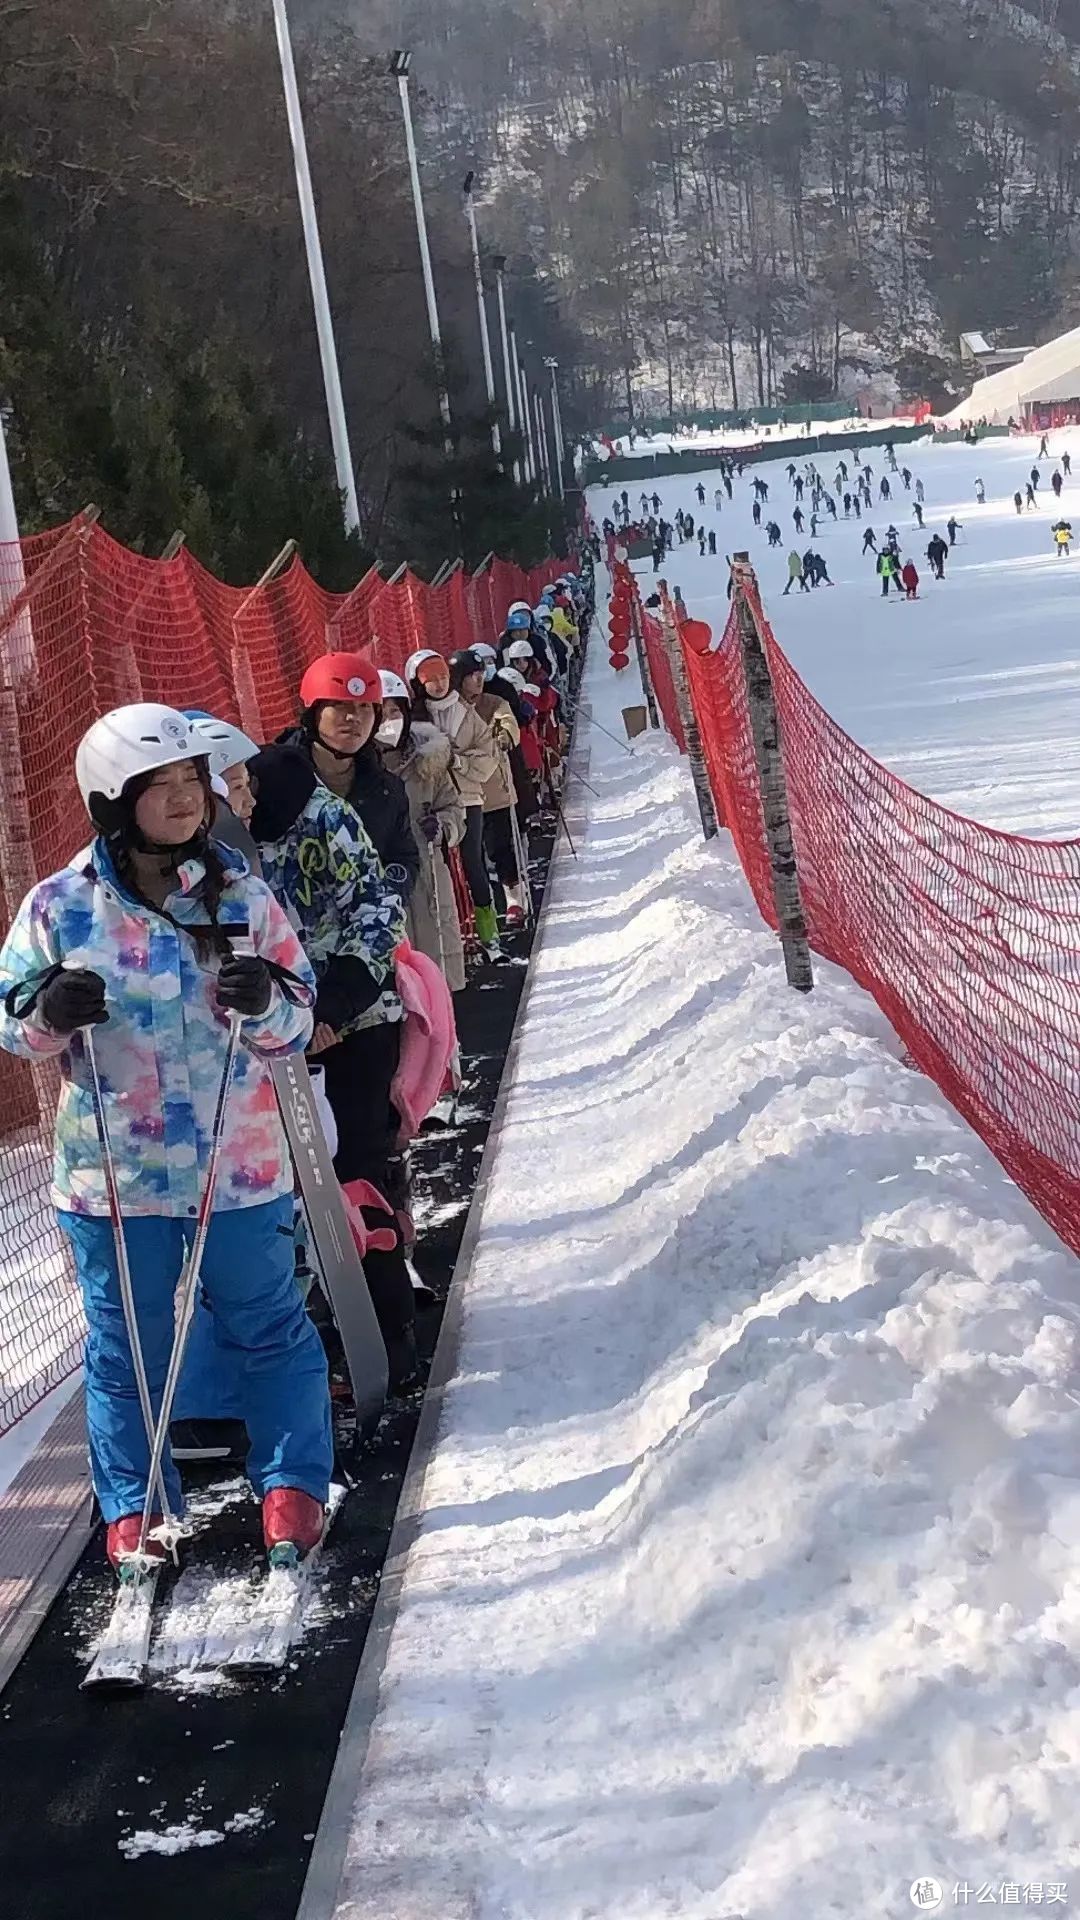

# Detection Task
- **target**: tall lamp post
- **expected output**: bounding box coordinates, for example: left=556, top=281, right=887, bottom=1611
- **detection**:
left=512, top=329, right=537, bottom=486
left=391, top=50, right=453, bottom=458
left=492, top=256, right=522, bottom=484
left=272, top=0, right=361, bottom=534
left=544, top=356, right=566, bottom=498
left=463, top=172, right=501, bottom=460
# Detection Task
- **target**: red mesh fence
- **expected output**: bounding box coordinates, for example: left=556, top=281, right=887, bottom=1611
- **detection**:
left=670, top=570, right=1080, bottom=1266
left=0, top=517, right=568, bottom=1434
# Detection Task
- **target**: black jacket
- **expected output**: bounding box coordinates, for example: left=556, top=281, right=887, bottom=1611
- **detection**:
left=278, top=728, right=420, bottom=905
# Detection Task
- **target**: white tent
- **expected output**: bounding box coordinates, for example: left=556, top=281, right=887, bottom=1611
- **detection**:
left=946, top=324, right=1080, bottom=425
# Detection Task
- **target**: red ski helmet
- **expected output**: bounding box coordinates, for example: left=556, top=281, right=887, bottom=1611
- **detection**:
left=299, top=651, right=381, bottom=708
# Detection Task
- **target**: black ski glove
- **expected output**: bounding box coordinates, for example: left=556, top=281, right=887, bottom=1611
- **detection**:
left=216, top=954, right=272, bottom=1019
left=40, top=968, right=108, bottom=1035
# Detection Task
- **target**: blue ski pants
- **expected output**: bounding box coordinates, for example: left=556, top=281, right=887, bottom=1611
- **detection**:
left=60, top=1195, right=333, bottom=1524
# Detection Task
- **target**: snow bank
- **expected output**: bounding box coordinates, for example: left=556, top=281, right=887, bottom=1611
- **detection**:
left=316, top=629, right=1080, bottom=1917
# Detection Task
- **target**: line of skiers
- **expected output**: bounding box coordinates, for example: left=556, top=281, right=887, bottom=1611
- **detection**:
left=0, top=567, right=593, bottom=1574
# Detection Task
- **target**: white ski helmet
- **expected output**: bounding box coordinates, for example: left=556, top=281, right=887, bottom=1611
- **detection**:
left=506, top=639, right=534, bottom=663
left=184, top=712, right=259, bottom=792
left=76, top=704, right=205, bottom=820
left=507, top=600, right=531, bottom=616
left=378, top=669, right=410, bottom=704
left=499, top=667, right=529, bottom=694
left=471, top=643, right=498, bottom=663
left=404, top=648, right=443, bottom=685
left=532, top=605, right=554, bottom=626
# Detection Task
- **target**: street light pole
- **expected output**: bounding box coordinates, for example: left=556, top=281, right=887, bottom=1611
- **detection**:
left=492, top=256, right=521, bottom=485
left=544, top=357, right=566, bottom=498
left=512, top=330, right=536, bottom=484
left=534, top=388, right=553, bottom=495
left=391, top=51, right=453, bottom=458
left=272, top=0, right=361, bottom=535
left=463, top=173, right=501, bottom=460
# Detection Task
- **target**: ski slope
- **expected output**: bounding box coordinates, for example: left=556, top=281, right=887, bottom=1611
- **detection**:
left=609, top=431, right=1080, bottom=836
left=308, top=588, right=1080, bottom=1918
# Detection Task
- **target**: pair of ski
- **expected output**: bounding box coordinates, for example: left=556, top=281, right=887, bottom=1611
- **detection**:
left=83, top=1483, right=348, bottom=1691
left=84, top=1054, right=389, bottom=1693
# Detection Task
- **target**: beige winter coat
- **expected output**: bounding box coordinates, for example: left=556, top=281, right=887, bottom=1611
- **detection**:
left=383, top=723, right=467, bottom=994
left=422, top=696, right=498, bottom=808
left=473, top=692, right=520, bottom=812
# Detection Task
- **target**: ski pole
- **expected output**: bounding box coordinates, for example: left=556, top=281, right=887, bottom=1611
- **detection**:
left=136, top=1007, right=244, bottom=1557
left=508, top=791, right=535, bottom=927
left=428, top=843, right=449, bottom=979
left=579, top=704, right=636, bottom=757
left=550, top=788, right=578, bottom=859
left=84, top=1025, right=176, bottom=1531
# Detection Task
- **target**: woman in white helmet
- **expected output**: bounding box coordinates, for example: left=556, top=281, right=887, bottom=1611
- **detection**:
left=404, top=649, right=501, bottom=957
left=0, top=705, right=333, bottom=1573
left=183, top=710, right=260, bottom=865
left=375, top=669, right=466, bottom=992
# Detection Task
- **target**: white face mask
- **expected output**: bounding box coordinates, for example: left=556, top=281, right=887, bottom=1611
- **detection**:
left=483, top=664, right=497, bottom=682
left=376, top=714, right=404, bottom=748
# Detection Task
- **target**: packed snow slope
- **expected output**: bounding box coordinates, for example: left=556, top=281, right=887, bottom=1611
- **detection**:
left=312, top=622, right=1080, bottom=1919
left=608, top=431, right=1080, bottom=836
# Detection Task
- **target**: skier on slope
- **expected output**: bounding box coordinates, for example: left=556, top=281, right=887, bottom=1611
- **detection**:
left=793, top=506, right=805, bottom=534
left=947, top=516, right=962, bottom=545
left=862, top=527, right=878, bottom=554
left=1053, top=471, right=1064, bottom=499
left=915, top=478, right=925, bottom=503
left=927, top=534, right=949, bottom=579
left=752, top=500, right=762, bottom=527
left=1053, top=520, right=1073, bottom=558
left=0, top=705, right=333, bottom=1568
left=877, top=549, right=903, bottom=597
left=1014, top=492, right=1024, bottom=516
left=696, top=482, right=706, bottom=505
left=975, top=478, right=986, bottom=505
left=1064, top=452, right=1072, bottom=477
left=1026, top=483, right=1037, bottom=510
left=914, top=501, right=925, bottom=529
left=901, top=467, right=912, bottom=491
left=783, top=550, right=810, bottom=594
left=901, top=559, right=920, bottom=600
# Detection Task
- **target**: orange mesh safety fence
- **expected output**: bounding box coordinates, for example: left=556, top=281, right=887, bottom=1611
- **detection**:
left=0, top=516, right=570, bottom=1433
left=671, top=571, right=1080, bottom=1265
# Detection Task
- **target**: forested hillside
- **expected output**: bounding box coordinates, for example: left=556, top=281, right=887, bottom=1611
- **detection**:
left=0, top=1, right=568, bottom=574
left=6, top=0, right=1080, bottom=565
left=348, top=0, right=1080, bottom=420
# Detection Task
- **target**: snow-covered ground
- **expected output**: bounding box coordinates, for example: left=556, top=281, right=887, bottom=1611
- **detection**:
left=609, top=430, right=1080, bottom=835
left=312, top=601, right=1080, bottom=1917
left=593, top=416, right=902, bottom=460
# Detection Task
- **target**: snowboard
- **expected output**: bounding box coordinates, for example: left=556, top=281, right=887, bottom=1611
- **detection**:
left=271, top=1056, right=388, bottom=1432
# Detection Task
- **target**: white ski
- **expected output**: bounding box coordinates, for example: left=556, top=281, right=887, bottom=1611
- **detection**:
left=81, top=1564, right=166, bottom=1692
left=221, top=1482, right=347, bottom=1673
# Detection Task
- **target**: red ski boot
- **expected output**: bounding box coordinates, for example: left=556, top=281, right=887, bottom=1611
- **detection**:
left=262, top=1488, right=325, bottom=1566
left=106, top=1514, right=167, bottom=1571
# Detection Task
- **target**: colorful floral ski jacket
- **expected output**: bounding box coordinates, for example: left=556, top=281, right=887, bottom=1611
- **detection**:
left=0, top=840, right=315, bottom=1219
left=257, top=785, right=407, bottom=1037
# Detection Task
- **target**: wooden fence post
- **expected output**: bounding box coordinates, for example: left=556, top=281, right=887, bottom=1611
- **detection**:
left=656, top=583, right=719, bottom=840
left=731, top=552, right=814, bottom=994
left=626, top=576, right=660, bottom=730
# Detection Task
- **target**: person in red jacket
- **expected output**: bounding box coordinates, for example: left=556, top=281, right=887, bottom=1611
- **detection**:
left=901, top=560, right=920, bottom=601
